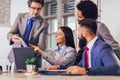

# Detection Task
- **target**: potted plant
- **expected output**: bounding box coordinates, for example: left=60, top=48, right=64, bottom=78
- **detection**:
left=25, top=58, right=36, bottom=72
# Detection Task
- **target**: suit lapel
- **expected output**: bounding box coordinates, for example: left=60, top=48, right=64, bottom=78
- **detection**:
left=29, top=16, right=43, bottom=41
left=91, top=39, right=99, bottom=54
left=21, top=14, right=28, bottom=36
left=91, top=39, right=99, bottom=66
left=81, top=51, right=86, bottom=67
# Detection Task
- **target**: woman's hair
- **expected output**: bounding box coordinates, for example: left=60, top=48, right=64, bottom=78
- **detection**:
left=58, top=26, right=75, bottom=48
left=76, top=0, right=98, bottom=20
left=28, top=0, right=44, bottom=7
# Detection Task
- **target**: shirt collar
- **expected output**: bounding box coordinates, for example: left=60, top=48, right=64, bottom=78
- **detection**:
left=55, top=45, right=67, bottom=52
left=28, top=16, right=37, bottom=22
left=87, top=37, right=98, bottom=50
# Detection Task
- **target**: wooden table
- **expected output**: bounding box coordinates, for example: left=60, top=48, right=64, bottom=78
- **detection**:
left=0, top=72, right=120, bottom=80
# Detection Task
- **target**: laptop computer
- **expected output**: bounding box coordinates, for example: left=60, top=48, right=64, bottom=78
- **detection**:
left=13, top=47, right=35, bottom=72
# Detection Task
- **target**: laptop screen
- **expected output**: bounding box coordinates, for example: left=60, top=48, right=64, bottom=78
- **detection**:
left=13, top=47, right=35, bottom=72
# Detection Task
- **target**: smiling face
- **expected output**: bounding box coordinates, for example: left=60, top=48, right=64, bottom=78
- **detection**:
left=55, top=29, right=66, bottom=47
left=28, top=2, right=42, bottom=18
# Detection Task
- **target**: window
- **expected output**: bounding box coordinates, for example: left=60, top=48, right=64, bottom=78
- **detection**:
left=51, top=3, right=57, bottom=15
left=43, top=0, right=76, bottom=49
left=67, top=16, right=76, bottom=30
left=49, top=18, right=58, bottom=33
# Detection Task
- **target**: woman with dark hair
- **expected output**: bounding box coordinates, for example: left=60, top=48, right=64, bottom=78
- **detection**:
left=30, top=26, right=76, bottom=69
left=75, top=0, right=120, bottom=64
left=59, top=27, right=75, bottom=49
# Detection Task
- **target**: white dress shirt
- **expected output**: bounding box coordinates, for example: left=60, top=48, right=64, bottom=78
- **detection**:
left=87, top=37, right=98, bottom=68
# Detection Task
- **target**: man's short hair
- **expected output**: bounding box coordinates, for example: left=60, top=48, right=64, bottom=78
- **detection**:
left=79, top=18, right=97, bottom=35
left=28, top=0, right=44, bottom=7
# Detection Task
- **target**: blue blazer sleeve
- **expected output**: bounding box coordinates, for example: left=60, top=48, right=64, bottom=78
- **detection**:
left=88, top=65, right=119, bottom=75
left=78, top=39, right=119, bottom=75
left=88, top=39, right=119, bottom=75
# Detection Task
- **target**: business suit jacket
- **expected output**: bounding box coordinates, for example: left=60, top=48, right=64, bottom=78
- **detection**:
left=42, top=46, right=76, bottom=69
left=7, top=13, right=48, bottom=50
left=78, top=39, right=119, bottom=75
left=75, top=21, right=120, bottom=65
left=7, top=13, right=48, bottom=68
left=97, top=21, right=120, bottom=59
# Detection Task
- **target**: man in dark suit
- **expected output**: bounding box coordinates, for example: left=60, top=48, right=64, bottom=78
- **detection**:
left=66, top=19, right=119, bottom=75
left=7, top=0, right=48, bottom=70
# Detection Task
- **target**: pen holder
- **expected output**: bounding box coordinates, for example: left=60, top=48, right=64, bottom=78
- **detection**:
left=25, top=58, right=36, bottom=72
left=26, top=64, right=35, bottom=72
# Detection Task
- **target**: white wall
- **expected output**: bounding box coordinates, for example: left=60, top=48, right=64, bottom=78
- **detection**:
left=101, top=0, right=120, bottom=42
left=0, top=27, right=11, bottom=71
left=0, top=27, right=10, bottom=58
left=10, top=0, right=28, bottom=25
left=0, top=27, right=11, bottom=58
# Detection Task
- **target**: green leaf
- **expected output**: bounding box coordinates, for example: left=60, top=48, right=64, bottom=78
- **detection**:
left=25, top=58, right=36, bottom=64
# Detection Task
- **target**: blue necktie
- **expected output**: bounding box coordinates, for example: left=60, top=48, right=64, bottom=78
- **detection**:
left=23, top=18, right=33, bottom=45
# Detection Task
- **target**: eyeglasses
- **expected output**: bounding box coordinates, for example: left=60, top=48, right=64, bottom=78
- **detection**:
left=30, top=6, right=42, bottom=11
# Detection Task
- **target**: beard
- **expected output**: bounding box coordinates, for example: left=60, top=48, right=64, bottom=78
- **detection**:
left=78, top=36, right=87, bottom=49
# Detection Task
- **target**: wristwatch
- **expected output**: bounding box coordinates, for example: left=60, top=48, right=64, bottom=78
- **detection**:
left=57, top=65, right=60, bottom=69
left=86, top=68, right=89, bottom=74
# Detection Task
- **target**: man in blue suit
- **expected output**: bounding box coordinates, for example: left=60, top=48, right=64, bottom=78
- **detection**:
left=66, top=19, right=119, bottom=75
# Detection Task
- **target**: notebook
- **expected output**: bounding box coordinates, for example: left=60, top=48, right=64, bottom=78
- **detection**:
left=13, top=47, right=35, bottom=72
